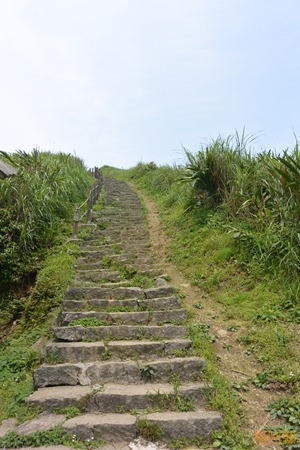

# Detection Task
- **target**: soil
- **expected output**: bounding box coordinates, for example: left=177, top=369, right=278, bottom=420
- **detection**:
left=130, top=183, right=285, bottom=450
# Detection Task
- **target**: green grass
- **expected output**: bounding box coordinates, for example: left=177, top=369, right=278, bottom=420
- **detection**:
left=0, top=236, right=79, bottom=423
left=0, top=425, right=104, bottom=449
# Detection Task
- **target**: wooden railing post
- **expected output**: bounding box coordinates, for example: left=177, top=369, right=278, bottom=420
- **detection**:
left=93, top=186, right=97, bottom=205
left=87, top=195, right=92, bottom=224
left=73, top=203, right=80, bottom=238
left=71, top=168, right=103, bottom=238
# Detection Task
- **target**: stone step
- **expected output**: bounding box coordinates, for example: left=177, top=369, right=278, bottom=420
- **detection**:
left=75, top=270, right=121, bottom=282
left=35, top=356, right=205, bottom=387
left=79, top=249, right=116, bottom=258
left=62, top=296, right=182, bottom=312
left=27, top=381, right=210, bottom=413
left=63, top=413, right=136, bottom=443
left=26, top=385, right=92, bottom=410
left=64, top=286, right=176, bottom=301
left=141, top=409, right=222, bottom=442
left=87, top=382, right=210, bottom=413
left=60, top=309, right=188, bottom=326
left=75, top=259, right=132, bottom=271
left=65, top=287, right=144, bottom=300
left=53, top=324, right=187, bottom=341
left=61, top=410, right=221, bottom=443
left=43, top=339, right=193, bottom=364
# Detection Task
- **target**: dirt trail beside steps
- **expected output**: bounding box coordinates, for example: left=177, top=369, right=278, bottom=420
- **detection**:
left=129, top=182, right=284, bottom=448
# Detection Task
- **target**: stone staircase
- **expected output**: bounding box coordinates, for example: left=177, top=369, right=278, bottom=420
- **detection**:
left=26, top=177, right=222, bottom=446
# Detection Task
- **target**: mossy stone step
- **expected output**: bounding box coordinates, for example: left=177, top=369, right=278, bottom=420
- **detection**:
left=44, top=339, right=192, bottom=364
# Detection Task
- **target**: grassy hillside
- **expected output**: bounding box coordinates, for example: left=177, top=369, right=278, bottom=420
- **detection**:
left=0, top=150, right=94, bottom=428
left=0, top=149, right=93, bottom=330
left=103, top=134, right=300, bottom=449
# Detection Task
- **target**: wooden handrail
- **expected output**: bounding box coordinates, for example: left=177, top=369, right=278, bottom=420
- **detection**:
left=72, top=167, right=103, bottom=238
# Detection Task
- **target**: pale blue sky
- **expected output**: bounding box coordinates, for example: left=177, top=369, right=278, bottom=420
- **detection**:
left=0, top=0, right=299, bottom=168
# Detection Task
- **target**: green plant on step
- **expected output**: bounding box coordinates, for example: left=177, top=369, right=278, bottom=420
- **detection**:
left=54, top=405, right=81, bottom=419
left=69, top=317, right=111, bottom=327
left=149, top=389, right=196, bottom=413
left=43, top=349, right=63, bottom=365
left=170, top=436, right=205, bottom=450
left=173, top=348, right=196, bottom=358
left=101, top=349, right=112, bottom=360
left=137, top=418, right=162, bottom=441
left=140, top=364, right=156, bottom=380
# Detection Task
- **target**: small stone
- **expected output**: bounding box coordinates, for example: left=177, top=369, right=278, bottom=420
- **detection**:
left=0, top=418, right=17, bottom=437
left=154, top=278, right=169, bottom=287
left=217, top=329, right=228, bottom=337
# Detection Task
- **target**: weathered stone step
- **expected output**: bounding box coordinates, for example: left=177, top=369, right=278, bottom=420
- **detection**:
left=79, top=249, right=116, bottom=258
left=60, top=309, right=188, bottom=326
left=65, top=287, right=143, bottom=300
left=75, top=270, right=121, bottom=282
left=34, top=356, right=205, bottom=387
left=87, top=382, right=210, bottom=413
left=26, top=385, right=91, bottom=410
left=76, top=254, right=130, bottom=267
left=28, top=380, right=210, bottom=412
left=44, top=339, right=192, bottom=364
left=62, top=296, right=182, bottom=312
left=63, top=413, right=136, bottom=442
left=61, top=410, right=221, bottom=443
left=142, top=409, right=222, bottom=441
left=64, top=286, right=176, bottom=300
left=53, top=324, right=187, bottom=341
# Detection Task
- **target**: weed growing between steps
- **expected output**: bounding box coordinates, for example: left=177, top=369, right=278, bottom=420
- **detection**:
left=0, top=425, right=104, bottom=449
left=137, top=419, right=162, bottom=441
left=54, top=406, right=82, bottom=419
left=69, top=317, right=111, bottom=327
left=101, top=255, right=155, bottom=288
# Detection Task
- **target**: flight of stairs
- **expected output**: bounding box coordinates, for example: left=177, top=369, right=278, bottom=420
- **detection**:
left=26, top=177, right=222, bottom=445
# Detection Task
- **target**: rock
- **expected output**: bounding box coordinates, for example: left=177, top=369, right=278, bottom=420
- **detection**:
left=154, top=278, right=169, bottom=287
left=17, top=412, right=66, bottom=435
left=217, top=329, right=228, bottom=338
left=34, top=363, right=82, bottom=387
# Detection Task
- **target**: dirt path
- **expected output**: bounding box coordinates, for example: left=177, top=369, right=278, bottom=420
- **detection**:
left=130, top=183, right=283, bottom=448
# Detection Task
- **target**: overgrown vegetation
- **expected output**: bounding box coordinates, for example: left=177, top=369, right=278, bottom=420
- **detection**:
left=0, top=149, right=95, bottom=426
left=0, top=149, right=93, bottom=330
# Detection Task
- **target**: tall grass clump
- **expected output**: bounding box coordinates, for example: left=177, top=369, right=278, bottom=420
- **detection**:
left=0, top=149, right=93, bottom=288
left=180, top=134, right=300, bottom=280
